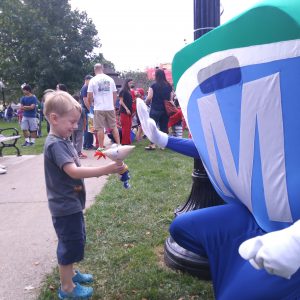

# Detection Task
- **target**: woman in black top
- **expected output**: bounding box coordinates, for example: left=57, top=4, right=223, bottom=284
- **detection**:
left=145, top=68, right=173, bottom=150
left=119, top=79, right=133, bottom=145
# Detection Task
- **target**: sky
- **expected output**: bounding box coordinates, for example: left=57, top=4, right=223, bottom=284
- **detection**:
left=70, top=0, right=262, bottom=71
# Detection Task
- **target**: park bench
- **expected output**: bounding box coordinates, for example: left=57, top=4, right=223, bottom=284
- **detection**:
left=0, top=128, right=21, bottom=157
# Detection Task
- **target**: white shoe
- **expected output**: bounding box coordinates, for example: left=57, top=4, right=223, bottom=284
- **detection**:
left=0, top=168, right=7, bottom=174
left=0, top=164, right=6, bottom=169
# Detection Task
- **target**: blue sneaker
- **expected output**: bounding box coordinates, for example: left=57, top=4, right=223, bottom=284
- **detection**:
left=72, top=270, right=93, bottom=284
left=58, top=283, right=93, bottom=299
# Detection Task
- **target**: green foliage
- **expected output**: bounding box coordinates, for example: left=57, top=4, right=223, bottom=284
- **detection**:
left=120, top=70, right=153, bottom=92
left=0, top=0, right=113, bottom=99
left=87, top=53, right=116, bottom=74
left=38, top=137, right=214, bottom=300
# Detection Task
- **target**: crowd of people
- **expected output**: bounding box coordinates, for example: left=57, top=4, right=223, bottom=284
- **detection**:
left=1, top=66, right=186, bottom=176
left=1, top=64, right=186, bottom=160
left=0, top=104, right=14, bottom=122
left=58, top=65, right=186, bottom=157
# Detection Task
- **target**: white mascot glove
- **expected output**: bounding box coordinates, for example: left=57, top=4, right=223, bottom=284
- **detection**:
left=136, top=98, right=168, bottom=148
left=239, top=220, right=300, bottom=279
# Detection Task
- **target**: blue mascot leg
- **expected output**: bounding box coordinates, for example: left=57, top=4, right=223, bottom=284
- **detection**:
left=169, top=204, right=300, bottom=300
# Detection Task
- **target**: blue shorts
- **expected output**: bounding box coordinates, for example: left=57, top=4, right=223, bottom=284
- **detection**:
left=52, top=211, right=86, bottom=266
left=21, top=116, right=38, bottom=131
left=170, top=204, right=300, bottom=300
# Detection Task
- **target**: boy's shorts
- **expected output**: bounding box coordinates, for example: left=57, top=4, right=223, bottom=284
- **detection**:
left=21, top=117, right=38, bottom=131
left=52, top=211, right=86, bottom=265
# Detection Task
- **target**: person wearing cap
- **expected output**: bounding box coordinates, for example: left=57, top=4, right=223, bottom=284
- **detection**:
left=80, top=75, right=94, bottom=150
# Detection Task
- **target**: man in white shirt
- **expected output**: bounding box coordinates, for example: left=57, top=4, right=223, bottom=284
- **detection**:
left=87, top=63, right=120, bottom=148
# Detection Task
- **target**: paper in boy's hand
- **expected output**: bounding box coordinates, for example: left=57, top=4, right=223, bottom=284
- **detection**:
left=94, top=144, right=135, bottom=189
left=102, top=144, right=135, bottom=161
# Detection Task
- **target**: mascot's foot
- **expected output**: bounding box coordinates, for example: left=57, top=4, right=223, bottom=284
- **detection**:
left=164, top=236, right=211, bottom=280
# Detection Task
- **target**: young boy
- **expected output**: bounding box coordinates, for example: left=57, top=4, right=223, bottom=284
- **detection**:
left=43, top=91, right=124, bottom=299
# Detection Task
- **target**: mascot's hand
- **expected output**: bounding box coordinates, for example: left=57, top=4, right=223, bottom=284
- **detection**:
left=137, top=98, right=168, bottom=147
left=239, top=220, right=300, bottom=279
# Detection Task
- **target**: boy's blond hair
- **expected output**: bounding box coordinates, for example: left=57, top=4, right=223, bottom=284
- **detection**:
left=44, top=91, right=82, bottom=120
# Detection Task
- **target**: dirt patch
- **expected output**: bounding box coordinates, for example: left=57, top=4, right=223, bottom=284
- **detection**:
left=154, top=245, right=169, bottom=270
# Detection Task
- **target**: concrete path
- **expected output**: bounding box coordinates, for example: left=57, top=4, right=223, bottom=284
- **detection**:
left=0, top=148, right=111, bottom=300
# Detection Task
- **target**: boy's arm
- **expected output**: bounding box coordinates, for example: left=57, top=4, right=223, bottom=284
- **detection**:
left=21, top=98, right=36, bottom=111
left=22, top=103, right=36, bottom=111
left=63, top=161, right=124, bottom=179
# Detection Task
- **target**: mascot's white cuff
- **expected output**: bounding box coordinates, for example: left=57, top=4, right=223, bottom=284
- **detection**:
left=157, top=132, right=168, bottom=148
left=137, top=98, right=169, bottom=148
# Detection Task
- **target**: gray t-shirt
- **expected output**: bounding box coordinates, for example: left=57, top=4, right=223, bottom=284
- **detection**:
left=44, top=134, right=86, bottom=217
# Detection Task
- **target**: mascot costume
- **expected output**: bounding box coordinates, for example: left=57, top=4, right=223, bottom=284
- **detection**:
left=137, top=0, right=300, bottom=299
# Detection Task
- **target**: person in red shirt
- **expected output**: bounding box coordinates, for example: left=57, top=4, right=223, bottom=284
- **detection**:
left=119, top=79, right=133, bottom=145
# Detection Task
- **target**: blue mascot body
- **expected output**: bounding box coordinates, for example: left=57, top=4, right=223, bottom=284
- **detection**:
left=138, top=0, right=300, bottom=298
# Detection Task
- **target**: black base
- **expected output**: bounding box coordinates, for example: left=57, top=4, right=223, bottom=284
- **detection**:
left=164, top=236, right=211, bottom=280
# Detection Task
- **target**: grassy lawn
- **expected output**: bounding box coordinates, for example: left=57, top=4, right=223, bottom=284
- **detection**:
left=1, top=118, right=214, bottom=299
left=0, top=119, right=47, bottom=156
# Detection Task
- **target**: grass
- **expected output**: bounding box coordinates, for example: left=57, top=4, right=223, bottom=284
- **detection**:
left=1, top=119, right=214, bottom=299
left=0, top=119, right=47, bottom=155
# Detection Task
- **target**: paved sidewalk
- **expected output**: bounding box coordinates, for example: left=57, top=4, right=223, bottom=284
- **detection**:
left=0, top=149, right=111, bottom=300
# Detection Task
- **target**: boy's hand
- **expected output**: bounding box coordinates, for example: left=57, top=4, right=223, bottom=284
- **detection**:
left=106, top=160, right=125, bottom=174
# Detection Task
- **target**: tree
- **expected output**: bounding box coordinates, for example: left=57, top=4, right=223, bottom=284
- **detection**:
left=0, top=0, right=113, bottom=101
left=85, top=52, right=115, bottom=76
left=119, top=70, right=153, bottom=92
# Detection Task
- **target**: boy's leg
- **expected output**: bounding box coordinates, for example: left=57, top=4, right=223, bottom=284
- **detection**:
left=58, top=264, right=93, bottom=299
left=21, top=118, right=30, bottom=145
left=29, top=118, right=38, bottom=144
left=52, top=213, right=87, bottom=290
left=59, top=263, right=75, bottom=293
